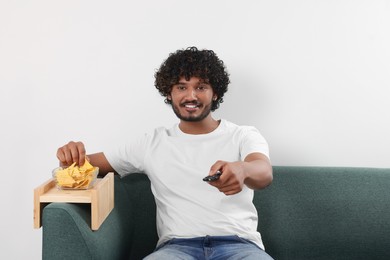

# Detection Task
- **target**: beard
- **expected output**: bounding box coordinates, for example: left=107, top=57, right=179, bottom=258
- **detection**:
left=171, top=101, right=212, bottom=122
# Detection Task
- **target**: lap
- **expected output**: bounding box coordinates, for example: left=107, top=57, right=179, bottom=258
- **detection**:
left=143, top=236, right=274, bottom=260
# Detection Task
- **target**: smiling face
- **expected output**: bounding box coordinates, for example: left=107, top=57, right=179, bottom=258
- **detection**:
left=168, top=77, right=217, bottom=122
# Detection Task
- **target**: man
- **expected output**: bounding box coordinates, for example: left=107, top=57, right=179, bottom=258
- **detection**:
left=57, top=47, right=274, bottom=259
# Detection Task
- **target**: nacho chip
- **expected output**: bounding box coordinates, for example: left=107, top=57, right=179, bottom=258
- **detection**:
left=54, top=160, right=98, bottom=189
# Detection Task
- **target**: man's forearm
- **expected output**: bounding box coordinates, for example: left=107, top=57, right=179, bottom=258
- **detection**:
left=243, top=154, right=273, bottom=190
left=88, top=152, right=117, bottom=176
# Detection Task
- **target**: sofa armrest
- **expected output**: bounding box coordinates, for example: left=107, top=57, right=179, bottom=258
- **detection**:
left=42, top=176, right=134, bottom=260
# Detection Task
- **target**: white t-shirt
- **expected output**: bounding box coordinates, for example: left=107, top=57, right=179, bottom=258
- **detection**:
left=104, top=119, right=270, bottom=249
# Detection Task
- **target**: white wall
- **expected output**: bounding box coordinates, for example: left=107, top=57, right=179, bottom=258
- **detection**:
left=1, top=0, right=389, bottom=258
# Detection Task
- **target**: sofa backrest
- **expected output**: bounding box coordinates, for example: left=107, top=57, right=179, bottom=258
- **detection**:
left=120, top=166, right=390, bottom=260
left=255, top=166, right=390, bottom=260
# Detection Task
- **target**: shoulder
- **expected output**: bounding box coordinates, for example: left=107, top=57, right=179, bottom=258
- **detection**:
left=222, top=119, right=261, bottom=135
left=140, top=125, right=176, bottom=144
left=221, top=120, right=268, bottom=148
left=152, top=125, right=174, bottom=137
left=221, top=120, right=269, bottom=158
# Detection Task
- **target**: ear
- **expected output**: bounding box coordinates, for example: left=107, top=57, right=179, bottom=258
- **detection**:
left=167, top=94, right=172, bottom=101
left=213, top=95, right=217, bottom=101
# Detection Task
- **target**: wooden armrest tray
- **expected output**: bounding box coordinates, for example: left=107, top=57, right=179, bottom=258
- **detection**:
left=34, top=172, right=114, bottom=230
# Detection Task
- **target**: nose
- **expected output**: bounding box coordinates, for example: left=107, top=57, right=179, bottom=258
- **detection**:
left=184, top=89, right=197, bottom=101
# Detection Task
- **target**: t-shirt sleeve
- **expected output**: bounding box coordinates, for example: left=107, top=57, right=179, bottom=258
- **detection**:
left=104, top=133, right=149, bottom=177
left=240, top=126, right=270, bottom=160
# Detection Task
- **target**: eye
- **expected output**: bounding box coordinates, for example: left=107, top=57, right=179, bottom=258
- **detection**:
left=176, top=85, right=186, bottom=91
left=197, top=85, right=208, bottom=91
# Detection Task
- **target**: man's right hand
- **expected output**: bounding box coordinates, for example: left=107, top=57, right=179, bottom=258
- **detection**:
left=56, top=141, right=87, bottom=167
left=56, top=141, right=115, bottom=176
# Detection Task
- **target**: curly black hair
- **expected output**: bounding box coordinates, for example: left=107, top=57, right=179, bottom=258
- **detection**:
left=154, top=47, right=230, bottom=111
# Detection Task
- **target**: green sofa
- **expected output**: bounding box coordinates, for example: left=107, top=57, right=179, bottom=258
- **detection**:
left=42, top=166, right=390, bottom=260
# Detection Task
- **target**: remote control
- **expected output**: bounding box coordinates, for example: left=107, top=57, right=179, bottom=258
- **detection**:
left=203, top=170, right=222, bottom=182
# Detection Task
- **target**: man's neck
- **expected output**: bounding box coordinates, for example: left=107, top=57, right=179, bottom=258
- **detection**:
left=179, top=117, right=220, bottom=135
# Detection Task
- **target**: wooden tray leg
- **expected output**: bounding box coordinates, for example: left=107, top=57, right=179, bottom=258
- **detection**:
left=91, top=173, right=114, bottom=230
left=34, top=179, right=56, bottom=229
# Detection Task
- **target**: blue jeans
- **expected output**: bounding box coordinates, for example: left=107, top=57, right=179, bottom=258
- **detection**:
left=143, top=235, right=274, bottom=260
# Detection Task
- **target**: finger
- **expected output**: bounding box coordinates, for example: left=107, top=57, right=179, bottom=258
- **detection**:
left=207, top=173, right=231, bottom=188
left=217, top=180, right=242, bottom=193
left=223, top=189, right=240, bottom=196
left=56, top=147, right=68, bottom=166
left=75, top=142, right=86, bottom=166
left=219, top=184, right=242, bottom=195
left=208, top=160, right=226, bottom=176
left=62, top=144, right=75, bottom=166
